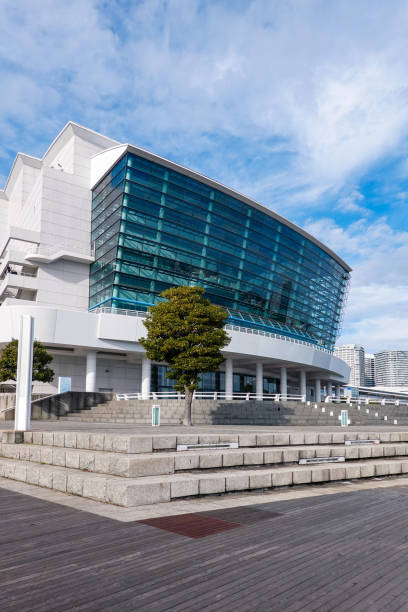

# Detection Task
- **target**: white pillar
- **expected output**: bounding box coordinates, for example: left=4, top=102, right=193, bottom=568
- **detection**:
left=225, top=358, right=233, bottom=400
left=280, top=366, right=287, bottom=400
left=300, top=370, right=307, bottom=398
left=315, top=378, right=321, bottom=403
left=15, top=315, right=34, bottom=431
left=336, top=384, right=341, bottom=400
left=256, top=362, right=263, bottom=400
left=327, top=381, right=333, bottom=399
left=85, top=351, right=97, bottom=392
left=141, top=357, right=151, bottom=399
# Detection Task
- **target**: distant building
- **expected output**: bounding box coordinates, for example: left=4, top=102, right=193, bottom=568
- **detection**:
left=374, top=351, right=408, bottom=387
left=334, top=344, right=365, bottom=387
left=364, top=353, right=375, bottom=387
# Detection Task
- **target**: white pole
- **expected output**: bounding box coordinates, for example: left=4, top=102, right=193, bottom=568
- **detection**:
left=256, top=362, right=263, bottom=400
left=300, top=369, right=307, bottom=398
left=280, top=366, right=287, bottom=400
left=225, top=358, right=233, bottom=400
left=141, top=357, right=151, bottom=399
left=14, top=315, right=34, bottom=431
left=315, top=378, right=322, bottom=403
left=85, top=351, right=97, bottom=392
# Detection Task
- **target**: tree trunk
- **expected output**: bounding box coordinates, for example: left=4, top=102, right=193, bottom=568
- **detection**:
left=184, top=386, right=193, bottom=426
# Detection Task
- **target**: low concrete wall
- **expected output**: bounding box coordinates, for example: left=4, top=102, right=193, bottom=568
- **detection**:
left=0, top=394, right=46, bottom=421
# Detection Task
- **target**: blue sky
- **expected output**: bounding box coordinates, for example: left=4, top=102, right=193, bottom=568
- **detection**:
left=1, top=0, right=407, bottom=352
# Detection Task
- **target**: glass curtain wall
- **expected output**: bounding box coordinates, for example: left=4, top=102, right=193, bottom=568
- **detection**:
left=90, top=152, right=350, bottom=349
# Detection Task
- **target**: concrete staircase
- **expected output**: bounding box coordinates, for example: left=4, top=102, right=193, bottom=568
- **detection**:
left=2, top=428, right=408, bottom=507
left=56, top=397, right=408, bottom=427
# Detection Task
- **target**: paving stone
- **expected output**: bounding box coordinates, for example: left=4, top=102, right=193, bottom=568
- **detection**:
left=274, top=433, right=290, bottom=446
left=199, top=454, right=222, bottom=469
left=67, top=473, right=84, bottom=496
left=65, top=450, right=80, bottom=469
left=293, top=469, right=312, bottom=484
left=264, top=449, right=283, bottom=464
left=52, top=448, right=66, bottom=467
left=360, top=463, right=375, bottom=477
left=249, top=472, right=272, bottom=489
left=94, top=453, right=112, bottom=475
left=357, top=447, right=372, bottom=459
left=389, top=462, right=402, bottom=474
left=82, top=477, right=107, bottom=501
left=30, top=446, right=42, bottom=463
left=331, top=433, right=345, bottom=444
left=330, top=466, right=346, bottom=481
left=40, top=447, right=53, bottom=464
left=42, top=432, right=54, bottom=446
left=304, top=432, right=319, bottom=445
left=379, top=432, right=391, bottom=443
left=175, top=454, right=200, bottom=471
left=171, top=479, right=199, bottom=498
left=89, top=434, right=105, bottom=451
left=32, top=432, right=43, bottom=445
left=198, top=434, right=220, bottom=445
left=244, top=450, right=264, bottom=465
left=26, top=464, right=40, bottom=485
left=176, top=435, right=199, bottom=446
left=371, top=446, right=384, bottom=458
left=345, top=447, right=359, bottom=460
left=272, top=470, right=293, bottom=487
left=238, top=433, right=257, bottom=447
left=345, top=464, right=361, bottom=479
left=76, top=433, right=90, bottom=450
left=64, top=432, right=77, bottom=448
left=39, top=469, right=53, bottom=488
left=226, top=474, right=249, bottom=492
left=129, top=456, right=174, bottom=478
left=23, top=432, right=33, bottom=444
left=289, top=433, right=305, bottom=446
left=256, top=434, right=275, bottom=446
left=222, top=452, right=243, bottom=467
left=126, top=481, right=171, bottom=506
left=219, top=434, right=239, bottom=443
left=78, top=451, right=95, bottom=472
left=53, top=471, right=67, bottom=492
left=311, top=468, right=330, bottom=483
left=282, top=448, right=300, bottom=462
left=299, top=448, right=316, bottom=459
left=53, top=432, right=65, bottom=447
left=199, top=476, right=225, bottom=495
left=318, top=433, right=332, bottom=444
left=375, top=463, right=390, bottom=476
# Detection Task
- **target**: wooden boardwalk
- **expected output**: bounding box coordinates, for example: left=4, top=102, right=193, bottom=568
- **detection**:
left=1, top=485, right=408, bottom=611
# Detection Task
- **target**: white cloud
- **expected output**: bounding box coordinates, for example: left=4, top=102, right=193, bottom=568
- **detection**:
left=304, top=216, right=408, bottom=352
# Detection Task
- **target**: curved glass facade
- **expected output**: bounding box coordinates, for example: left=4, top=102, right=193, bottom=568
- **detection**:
left=89, top=152, right=350, bottom=350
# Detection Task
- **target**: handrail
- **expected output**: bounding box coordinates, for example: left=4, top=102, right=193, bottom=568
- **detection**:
left=0, top=392, right=61, bottom=415
left=116, top=391, right=307, bottom=402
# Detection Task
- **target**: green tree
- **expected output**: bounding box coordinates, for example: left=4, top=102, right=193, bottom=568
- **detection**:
left=140, top=286, right=230, bottom=425
left=0, top=339, right=54, bottom=384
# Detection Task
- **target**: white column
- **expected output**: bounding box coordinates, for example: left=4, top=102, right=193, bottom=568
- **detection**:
left=15, top=315, right=34, bottom=431
left=315, top=378, right=321, bottom=403
left=300, top=370, right=307, bottom=398
left=336, top=384, right=341, bottom=401
left=225, top=358, right=233, bottom=400
left=280, top=366, right=287, bottom=400
left=256, top=362, right=263, bottom=400
left=141, top=357, right=151, bottom=399
left=327, top=381, right=333, bottom=399
left=85, top=351, right=97, bottom=392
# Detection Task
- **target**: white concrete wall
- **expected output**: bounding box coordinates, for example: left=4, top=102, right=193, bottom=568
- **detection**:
left=33, top=354, right=142, bottom=394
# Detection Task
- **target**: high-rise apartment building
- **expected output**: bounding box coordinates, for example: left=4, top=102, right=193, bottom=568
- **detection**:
left=364, top=353, right=375, bottom=387
left=374, top=351, right=408, bottom=387
left=334, top=344, right=365, bottom=387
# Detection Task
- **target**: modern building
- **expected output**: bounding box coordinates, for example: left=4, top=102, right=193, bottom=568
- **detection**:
left=364, top=353, right=375, bottom=387
left=374, top=350, right=408, bottom=388
left=0, top=122, right=351, bottom=400
left=333, top=344, right=365, bottom=387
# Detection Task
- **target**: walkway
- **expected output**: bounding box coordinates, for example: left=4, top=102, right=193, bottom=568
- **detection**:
left=2, top=481, right=408, bottom=610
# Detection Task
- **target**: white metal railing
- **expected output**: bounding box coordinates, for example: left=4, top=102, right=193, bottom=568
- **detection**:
left=324, top=395, right=408, bottom=407
left=116, top=391, right=306, bottom=402
left=90, top=306, right=147, bottom=317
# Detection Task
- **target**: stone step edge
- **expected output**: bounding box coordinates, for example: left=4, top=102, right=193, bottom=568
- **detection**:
left=3, top=442, right=408, bottom=478
left=0, top=457, right=407, bottom=507
left=5, top=430, right=408, bottom=453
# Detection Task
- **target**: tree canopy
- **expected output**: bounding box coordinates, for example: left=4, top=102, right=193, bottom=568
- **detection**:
left=140, top=286, right=230, bottom=425
left=0, top=339, right=54, bottom=384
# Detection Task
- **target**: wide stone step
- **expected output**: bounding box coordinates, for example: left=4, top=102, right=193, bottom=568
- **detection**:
left=0, top=456, right=407, bottom=507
